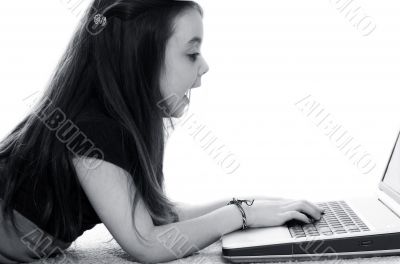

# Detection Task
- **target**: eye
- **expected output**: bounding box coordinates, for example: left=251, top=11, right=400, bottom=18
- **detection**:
left=188, top=53, right=200, bottom=62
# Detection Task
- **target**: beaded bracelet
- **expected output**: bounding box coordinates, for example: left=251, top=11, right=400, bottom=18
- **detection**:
left=226, top=197, right=255, bottom=230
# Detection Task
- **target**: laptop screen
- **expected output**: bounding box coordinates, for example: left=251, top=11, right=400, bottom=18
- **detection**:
left=382, top=131, right=400, bottom=195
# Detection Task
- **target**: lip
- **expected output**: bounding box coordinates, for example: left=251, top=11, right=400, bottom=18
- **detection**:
left=192, top=79, right=201, bottom=88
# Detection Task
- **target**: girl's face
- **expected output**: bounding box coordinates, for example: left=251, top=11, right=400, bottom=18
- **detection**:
left=159, top=8, right=209, bottom=118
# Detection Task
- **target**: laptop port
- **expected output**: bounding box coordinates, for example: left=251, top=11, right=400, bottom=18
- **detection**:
left=360, top=240, right=373, bottom=246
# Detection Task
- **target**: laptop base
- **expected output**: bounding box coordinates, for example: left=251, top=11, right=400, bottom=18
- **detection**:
left=223, top=248, right=400, bottom=263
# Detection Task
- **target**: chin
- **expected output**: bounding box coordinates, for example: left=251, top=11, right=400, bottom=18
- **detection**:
left=172, top=107, right=190, bottom=118
left=172, top=111, right=184, bottom=118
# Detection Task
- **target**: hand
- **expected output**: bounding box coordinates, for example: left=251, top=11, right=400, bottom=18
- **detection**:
left=238, top=195, right=295, bottom=203
left=242, top=199, right=325, bottom=228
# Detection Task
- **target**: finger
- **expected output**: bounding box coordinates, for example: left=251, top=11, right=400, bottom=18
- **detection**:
left=281, top=211, right=310, bottom=224
left=284, top=200, right=322, bottom=220
left=298, top=200, right=323, bottom=220
left=304, top=200, right=325, bottom=214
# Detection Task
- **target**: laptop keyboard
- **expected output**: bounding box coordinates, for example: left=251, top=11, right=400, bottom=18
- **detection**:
left=287, top=201, right=370, bottom=238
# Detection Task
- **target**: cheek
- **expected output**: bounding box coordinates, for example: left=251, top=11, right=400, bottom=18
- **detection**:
left=163, top=50, right=198, bottom=93
left=168, top=62, right=197, bottom=92
left=180, top=60, right=199, bottom=84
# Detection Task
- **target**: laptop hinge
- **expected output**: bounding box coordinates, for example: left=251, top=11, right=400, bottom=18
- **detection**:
left=377, top=189, right=400, bottom=219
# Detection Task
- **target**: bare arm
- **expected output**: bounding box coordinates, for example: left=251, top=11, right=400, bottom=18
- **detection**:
left=147, top=204, right=246, bottom=263
left=73, top=157, right=318, bottom=264
left=175, top=195, right=291, bottom=221
left=150, top=195, right=297, bottom=262
left=174, top=199, right=229, bottom=221
left=73, top=157, right=247, bottom=264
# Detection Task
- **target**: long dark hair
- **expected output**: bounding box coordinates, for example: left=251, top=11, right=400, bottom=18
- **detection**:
left=0, top=0, right=202, bottom=245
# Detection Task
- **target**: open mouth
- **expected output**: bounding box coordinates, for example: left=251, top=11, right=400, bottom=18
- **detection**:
left=182, top=93, right=190, bottom=107
left=183, top=90, right=191, bottom=102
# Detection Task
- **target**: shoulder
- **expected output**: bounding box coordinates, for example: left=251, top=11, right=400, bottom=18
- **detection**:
left=73, top=98, right=128, bottom=143
left=71, top=113, right=138, bottom=174
left=75, top=114, right=125, bottom=139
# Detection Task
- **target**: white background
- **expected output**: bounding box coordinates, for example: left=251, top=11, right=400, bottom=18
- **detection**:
left=1, top=0, right=399, bottom=206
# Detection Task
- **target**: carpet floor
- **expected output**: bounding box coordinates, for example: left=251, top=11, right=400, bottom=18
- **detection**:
left=29, top=224, right=400, bottom=264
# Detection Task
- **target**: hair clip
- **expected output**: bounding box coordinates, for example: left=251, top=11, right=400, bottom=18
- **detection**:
left=93, top=14, right=107, bottom=27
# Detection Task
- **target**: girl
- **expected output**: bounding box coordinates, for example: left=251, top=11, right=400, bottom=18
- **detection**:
left=0, top=0, right=324, bottom=263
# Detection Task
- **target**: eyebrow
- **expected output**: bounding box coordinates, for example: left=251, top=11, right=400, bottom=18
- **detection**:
left=187, top=36, right=202, bottom=46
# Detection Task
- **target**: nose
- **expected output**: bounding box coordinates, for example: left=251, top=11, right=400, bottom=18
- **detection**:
left=199, top=56, right=209, bottom=77
left=191, top=56, right=209, bottom=89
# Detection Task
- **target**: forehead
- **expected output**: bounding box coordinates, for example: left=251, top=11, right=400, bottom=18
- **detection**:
left=169, top=8, right=203, bottom=49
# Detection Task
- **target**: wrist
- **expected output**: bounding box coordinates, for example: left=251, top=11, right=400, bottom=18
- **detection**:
left=242, top=203, right=253, bottom=228
left=226, top=197, right=255, bottom=230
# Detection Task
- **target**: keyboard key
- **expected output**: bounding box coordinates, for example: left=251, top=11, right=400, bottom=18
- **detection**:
left=287, top=201, right=369, bottom=238
left=318, top=227, right=332, bottom=233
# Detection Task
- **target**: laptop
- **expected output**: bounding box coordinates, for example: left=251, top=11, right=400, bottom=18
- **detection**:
left=222, top=130, right=400, bottom=263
